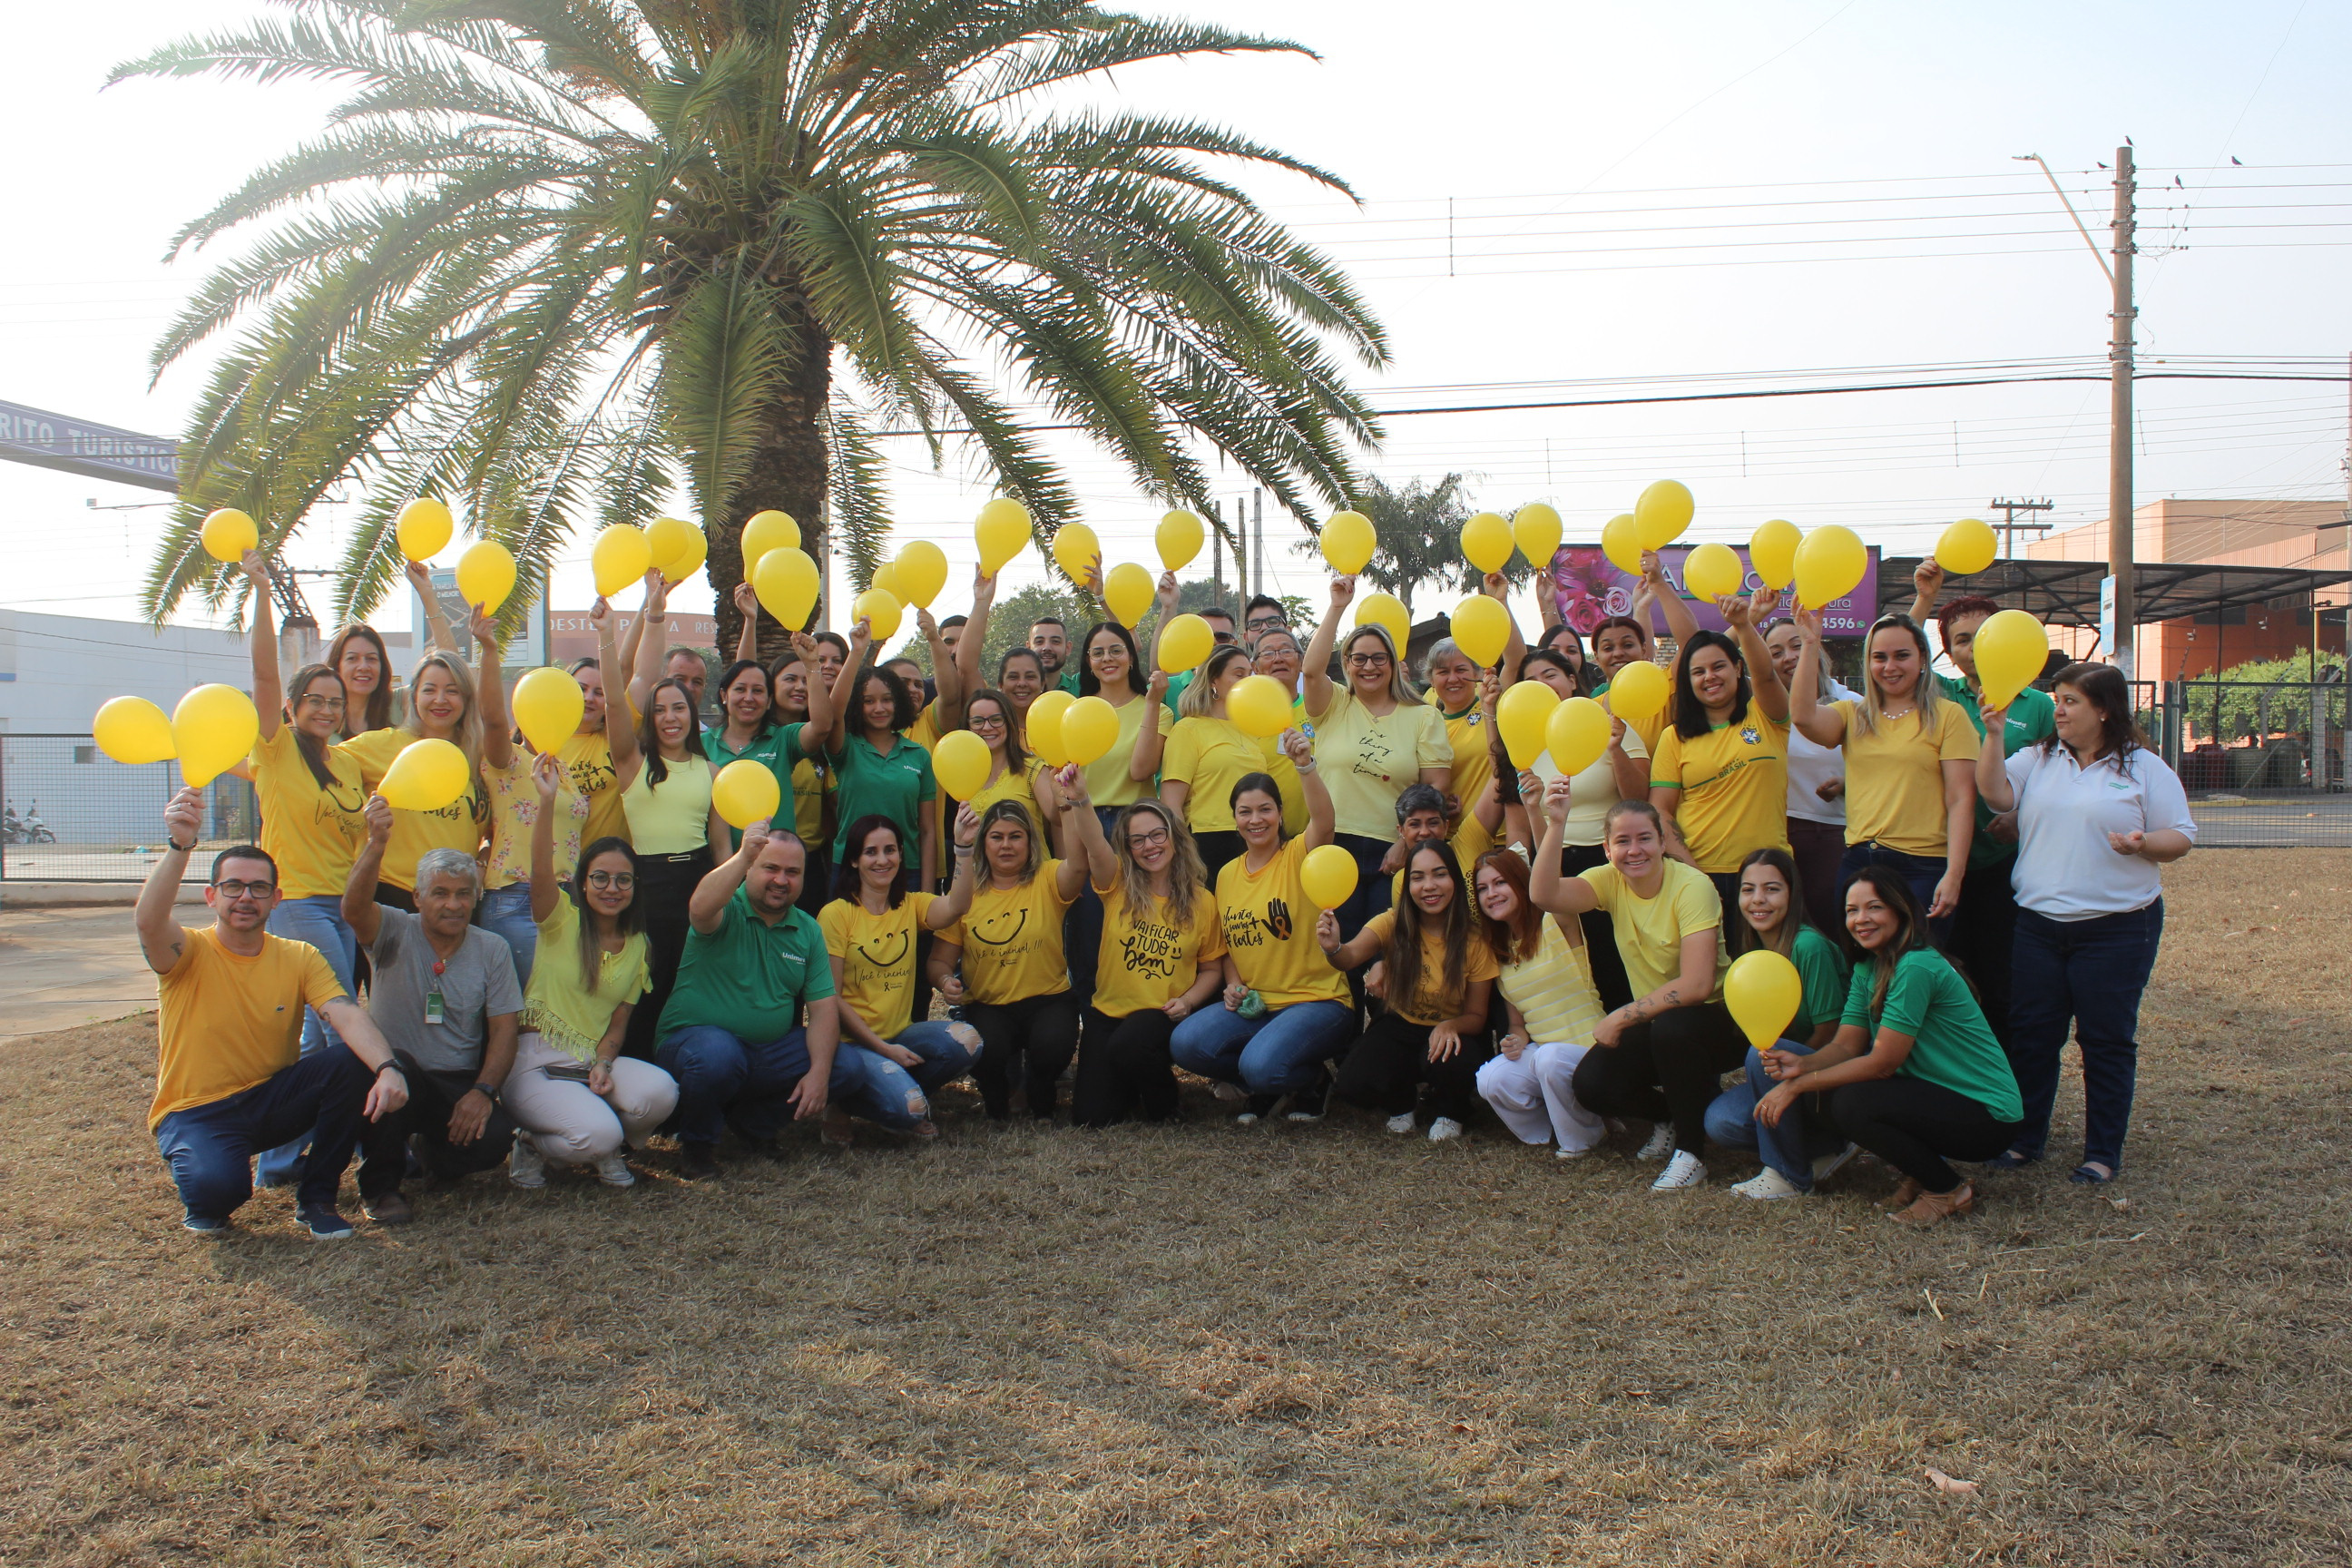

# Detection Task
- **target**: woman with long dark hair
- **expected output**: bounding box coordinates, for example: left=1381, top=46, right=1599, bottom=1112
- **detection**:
left=956, top=799, right=1091, bottom=1119
left=1470, top=847, right=1607, bottom=1156
left=1751, top=867, right=2024, bottom=1226
left=823, top=616, right=939, bottom=893
left=1063, top=620, right=1171, bottom=1006
left=322, top=622, right=396, bottom=740
left=1651, top=593, right=1790, bottom=910
left=1975, top=661, right=2193, bottom=1183
left=701, top=655, right=805, bottom=852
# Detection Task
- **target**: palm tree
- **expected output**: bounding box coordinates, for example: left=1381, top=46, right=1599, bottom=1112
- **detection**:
left=118, top=0, right=1387, bottom=653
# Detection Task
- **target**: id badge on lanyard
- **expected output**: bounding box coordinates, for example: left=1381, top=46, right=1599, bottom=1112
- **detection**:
left=426, top=956, right=446, bottom=1026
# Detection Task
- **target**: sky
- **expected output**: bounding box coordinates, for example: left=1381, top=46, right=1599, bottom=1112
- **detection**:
left=2, top=0, right=2347, bottom=642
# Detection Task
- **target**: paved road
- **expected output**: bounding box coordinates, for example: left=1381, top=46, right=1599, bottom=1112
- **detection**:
left=0, top=905, right=159, bottom=1041
left=2188, top=795, right=2352, bottom=848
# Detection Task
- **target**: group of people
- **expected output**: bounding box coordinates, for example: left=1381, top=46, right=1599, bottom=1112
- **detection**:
left=136, top=543, right=2195, bottom=1240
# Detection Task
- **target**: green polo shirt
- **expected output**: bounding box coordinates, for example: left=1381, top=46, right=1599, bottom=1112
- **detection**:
left=1936, top=674, right=2056, bottom=867
left=1841, top=948, right=2022, bottom=1122
left=828, top=730, right=937, bottom=858
left=659, top=887, right=836, bottom=1043
left=702, top=720, right=807, bottom=849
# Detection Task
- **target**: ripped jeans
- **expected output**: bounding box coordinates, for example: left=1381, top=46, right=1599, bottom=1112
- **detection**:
left=831, top=1019, right=979, bottom=1131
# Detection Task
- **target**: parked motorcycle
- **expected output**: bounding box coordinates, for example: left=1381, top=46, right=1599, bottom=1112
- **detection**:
left=3, top=801, right=57, bottom=846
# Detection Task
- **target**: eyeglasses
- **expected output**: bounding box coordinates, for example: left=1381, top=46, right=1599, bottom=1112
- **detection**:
left=297, top=693, right=346, bottom=711
left=1254, top=642, right=1299, bottom=660
left=583, top=871, right=636, bottom=890
left=213, top=879, right=275, bottom=899
left=967, top=711, right=1007, bottom=730
left=1246, top=615, right=1285, bottom=632
left=1126, top=828, right=1171, bottom=850
left=1346, top=652, right=1392, bottom=668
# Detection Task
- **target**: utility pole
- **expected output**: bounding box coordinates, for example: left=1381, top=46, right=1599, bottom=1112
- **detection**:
left=1251, top=487, right=1266, bottom=600
left=2109, top=144, right=2137, bottom=681
left=1988, top=496, right=2054, bottom=558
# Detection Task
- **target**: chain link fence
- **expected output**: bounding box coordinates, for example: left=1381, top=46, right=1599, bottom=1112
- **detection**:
left=2141, top=680, right=2352, bottom=848
left=0, top=734, right=259, bottom=882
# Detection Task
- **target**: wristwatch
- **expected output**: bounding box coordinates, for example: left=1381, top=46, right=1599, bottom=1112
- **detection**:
left=470, top=1082, right=501, bottom=1107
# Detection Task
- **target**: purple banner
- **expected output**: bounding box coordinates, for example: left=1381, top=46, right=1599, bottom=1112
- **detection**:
left=1547, top=543, right=1880, bottom=638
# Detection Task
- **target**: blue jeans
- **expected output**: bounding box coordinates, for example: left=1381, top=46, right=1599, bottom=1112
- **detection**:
left=657, top=1024, right=858, bottom=1146
left=1838, top=841, right=1955, bottom=943
left=1170, top=1000, right=1357, bottom=1094
left=2006, top=899, right=2163, bottom=1171
left=153, top=1047, right=372, bottom=1222
left=833, top=1020, right=979, bottom=1131
left=1703, top=1042, right=1847, bottom=1190
left=254, top=894, right=359, bottom=1187
left=476, top=882, right=539, bottom=988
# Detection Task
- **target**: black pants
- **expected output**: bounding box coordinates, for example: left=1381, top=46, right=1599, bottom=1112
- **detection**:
left=1332, top=1011, right=1490, bottom=1125
left=1192, top=829, right=1244, bottom=888
left=795, top=848, right=832, bottom=918
left=1951, top=854, right=2020, bottom=1049
left=965, top=992, right=1083, bottom=1119
left=1827, top=1077, right=2023, bottom=1193
left=358, top=1051, right=517, bottom=1200
left=1073, top=1006, right=1180, bottom=1128
left=1570, top=1001, right=1748, bottom=1156
left=1559, top=842, right=1634, bottom=1012
left=622, top=848, right=713, bottom=1060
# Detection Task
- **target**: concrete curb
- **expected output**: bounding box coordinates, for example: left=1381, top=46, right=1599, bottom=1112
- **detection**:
left=2, top=883, right=207, bottom=908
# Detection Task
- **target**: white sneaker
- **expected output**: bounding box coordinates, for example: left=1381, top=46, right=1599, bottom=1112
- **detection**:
left=1427, top=1116, right=1464, bottom=1142
left=507, top=1132, right=546, bottom=1189
left=1731, top=1167, right=1806, bottom=1201
left=1636, top=1123, right=1676, bottom=1161
left=1651, top=1151, right=1707, bottom=1191
left=1812, top=1143, right=1859, bottom=1184
left=1554, top=1142, right=1595, bottom=1160
left=594, top=1151, right=636, bottom=1188
left=1385, top=1112, right=1418, bottom=1134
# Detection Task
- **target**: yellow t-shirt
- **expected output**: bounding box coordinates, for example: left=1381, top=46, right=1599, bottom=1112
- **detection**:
left=249, top=726, right=368, bottom=899
left=523, top=897, right=650, bottom=1060
left=946, top=861, right=1078, bottom=1004
left=1161, top=715, right=1267, bottom=835
left=906, top=701, right=944, bottom=755
left=1651, top=710, right=1791, bottom=872
left=1305, top=690, right=1453, bottom=840
left=1602, top=684, right=1668, bottom=756
left=337, top=727, right=488, bottom=890
left=1535, top=724, right=1648, bottom=848
left=1214, top=837, right=1349, bottom=1008
left=151, top=927, right=345, bottom=1129
left=558, top=730, right=627, bottom=848
left=1442, top=705, right=1495, bottom=838
left=965, top=757, right=1047, bottom=833
left=1578, top=859, right=1727, bottom=1002
left=1360, top=908, right=1500, bottom=1026
left=791, top=753, right=831, bottom=848
left=621, top=752, right=714, bottom=855
left=819, top=892, right=941, bottom=1040
left=482, top=752, right=592, bottom=890
left=1833, top=698, right=1981, bottom=857
left=1092, top=877, right=1227, bottom=1018
left=1080, top=691, right=1153, bottom=808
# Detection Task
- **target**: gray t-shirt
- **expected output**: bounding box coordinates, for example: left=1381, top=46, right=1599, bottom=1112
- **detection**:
left=366, top=906, right=523, bottom=1074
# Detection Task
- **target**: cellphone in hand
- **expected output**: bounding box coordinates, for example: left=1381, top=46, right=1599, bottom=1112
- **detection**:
left=544, top=1061, right=593, bottom=1083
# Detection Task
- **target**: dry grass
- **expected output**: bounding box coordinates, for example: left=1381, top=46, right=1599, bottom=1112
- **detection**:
left=5, top=852, right=2349, bottom=1566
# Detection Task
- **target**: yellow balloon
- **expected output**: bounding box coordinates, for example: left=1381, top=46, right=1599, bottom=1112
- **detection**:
left=1026, top=690, right=1075, bottom=767
left=455, top=540, right=516, bottom=612
left=1936, top=517, right=1999, bottom=575
left=396, top=497, right=455, bottom=563
left=1298, top=842, right=1359, bottom=910
left=1354, top=592, right=1409, bottom=652
left=711, top=758, right=782, bottom=828
left=1228, top=674, right=1293, bottom=739
left=93, top=696, right=177, bottom=765
left=975, top=497, right=1032, bottom=573
left=171, top=684, right=259, bottom=788
left=591, top=524, right=652, bottom=596
left=510, top=667, right=585, bottom=755
left=1635, top=480, right=1694, bottom=551
left=1460, top=512, right=1514, bottom=575
left=646, top=516, right=706, bottom=581
left=1791, top=524, right=1867, bottom=608
left=897, top=540, right=948, bottom=608
left=1061, top=696, right=1121, bottom=766
left=1605, top=660, right=1670, bottom=723
left=1158, top=612, right=1213, bottom=674
left=1450, top=594, right=1510, bottom=668
left=1321, top=510, right=1377, bottom=575
left=1103, top=563, right=1156, bottom=628
left=1602, top=513, right=1644, bottom=574
left=854, top=587, right=903, bottom=644
left=1513, top=503, right=1563, bottom=566
left=378, top=737, right=472, bottom=813
left=752, top=546, right=821, bottom=628
left=1725, top=949, right=1804, bottom=1050
left=1971, top=609, right=2050, bottom=710
left=1050, top=522, right=1101, bottom=583
left=1749, top=519, right=1801, bottom=591
left=1495, top=679, right=1560, bottom=769
left=871, top=560, right=906, bottom=603
left=1545, top=696, right=1612, bottom=776
left=740, top=509, right=799, bottom=566
left=1684, top=541, right=1744, bottom=604
left=200, top=508, right=259, bottom=564
left=932, top=730, right=992, bottom=800
left=1157, top=510, right=1204, bottom=571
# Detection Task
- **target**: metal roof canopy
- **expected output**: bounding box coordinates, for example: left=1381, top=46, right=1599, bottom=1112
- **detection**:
left=1878, top=556, right=2352, bottom=630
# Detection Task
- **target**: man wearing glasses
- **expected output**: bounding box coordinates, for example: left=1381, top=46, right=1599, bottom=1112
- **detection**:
left=137, top=787, right=407, bottom=1240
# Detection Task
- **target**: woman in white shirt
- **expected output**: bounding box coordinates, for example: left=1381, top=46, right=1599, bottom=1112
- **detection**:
left=1975, top=661, right=2194, bottom=1184
left=1763, top=613, right=1860, bottom=936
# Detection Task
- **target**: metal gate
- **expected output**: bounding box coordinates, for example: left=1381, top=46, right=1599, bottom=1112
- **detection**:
left=0, top=734, right=259, bottom=881
left=2143, top=680, right=2352, bottom=848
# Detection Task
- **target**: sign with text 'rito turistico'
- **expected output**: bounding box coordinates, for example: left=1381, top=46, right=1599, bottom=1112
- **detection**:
left=0, top=398, right=179, bottom=491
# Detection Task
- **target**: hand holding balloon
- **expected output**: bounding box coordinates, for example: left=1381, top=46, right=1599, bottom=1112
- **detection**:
left=162, top=787, right=203, bottom=850
left=363, top=793, right=394, bottom=844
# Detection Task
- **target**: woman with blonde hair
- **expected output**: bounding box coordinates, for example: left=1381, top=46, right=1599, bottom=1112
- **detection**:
left=336, top=638, right=488, bottom=912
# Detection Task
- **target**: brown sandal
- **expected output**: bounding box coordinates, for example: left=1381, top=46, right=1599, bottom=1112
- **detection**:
left=1877, top=1177, right=1923, bottom=1210
left=821, top=1106, right=854, bottom=1147
left=1891, top=1183, right=1975, bottom=1227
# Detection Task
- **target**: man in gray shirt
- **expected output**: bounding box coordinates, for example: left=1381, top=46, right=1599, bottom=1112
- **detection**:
left=343, top=798, right=524, bottom=1225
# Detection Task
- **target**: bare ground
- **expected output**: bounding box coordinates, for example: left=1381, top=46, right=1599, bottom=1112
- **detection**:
left=5, top=851, right=2349, bottom=1566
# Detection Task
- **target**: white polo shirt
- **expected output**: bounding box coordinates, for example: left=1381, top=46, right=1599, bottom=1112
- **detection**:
left=2004, top=743, right=2196, bottom=920
left=1786, top=676, right=1859, bottom=827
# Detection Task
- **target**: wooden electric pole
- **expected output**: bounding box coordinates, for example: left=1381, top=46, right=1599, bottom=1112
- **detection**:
left=2109, top=144, right=2137, bottom=681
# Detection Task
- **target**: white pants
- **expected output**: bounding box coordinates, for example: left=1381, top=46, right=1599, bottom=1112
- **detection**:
left=1475, top=1041, right=1605, bottom=1152
left=501, top=1032, right=680, bottom=1165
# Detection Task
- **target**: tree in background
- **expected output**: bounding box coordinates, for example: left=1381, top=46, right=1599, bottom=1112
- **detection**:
left=1294, top=473, right=1541, bottom=618
left=120, top=1, right=1387, bottom=654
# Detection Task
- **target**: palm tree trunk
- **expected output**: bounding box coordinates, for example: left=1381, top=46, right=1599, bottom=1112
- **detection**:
left=711, top=323, right=832, bottom=665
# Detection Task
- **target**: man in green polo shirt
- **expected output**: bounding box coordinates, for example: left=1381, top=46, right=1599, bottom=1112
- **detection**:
left=656, top=821, right=847, bottom=1179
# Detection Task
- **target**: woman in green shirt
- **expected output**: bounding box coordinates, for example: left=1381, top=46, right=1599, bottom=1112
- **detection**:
left=821, top=617, right=938, bottom=893
left=1752, top=865, right=2024, bottom=1226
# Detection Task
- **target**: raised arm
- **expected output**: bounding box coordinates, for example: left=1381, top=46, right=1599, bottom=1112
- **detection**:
left=137, top=789, right=202, bottom=973
left=1483, top=571, right=1527, bottom=679
left=927, top=804, right=980, bottom=927
left=732, top=583, right=762, bottom=664
left=1313, top=906, right=1387, bottom=970
left=1127, top=671, right=1171, bottom=780
left=471, top=601, right=512, bottom=771
left=1284, top=729, right=1335, bottom=850
left=1907, top=559, right=1944, bottom=626
left=1788, top=603, right=1846, bottom=747
left=1301, top=573, right=1353, bottom=720
left=822, top=616, right=874, bottom=755
left=954, top=567, right=996, bottom=705
left=241, top=551, right=286, bottom=741
left=1642, top=551, right=1700, bottom=649
left=594, top=598, right=643, bottom=786
left=340, top=795, right=391, bottom=948
left=625, top=570, right=669, bottom=719
left=689, top=818, right=762, bottom=934
left=527, top=753, right=566, bottom=924
left=1528, top=779, right=1601, bottom=916
left=1060, top=765, right=1117, bottom=888
left=405, top=560, right=462, bottom=659
left=1720, top=590, right=1788, bottom=725
left=1975, top=706, right=2018, bottom=812
left=919, top=606, right=964, bottom=729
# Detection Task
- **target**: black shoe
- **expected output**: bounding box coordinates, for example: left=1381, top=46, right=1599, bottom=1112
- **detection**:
left=1286, top=1078, right=1330, bottom=1122
left=299, top=1205, right=357, bottom=1240
left=182, top=1214, right=231, bottom=1239
left=679, top=1142, right=720, bottom=1181
left=1236, top=1093, right=1280, bottom=1125
left=361, top=1191, right=413, bottom=1227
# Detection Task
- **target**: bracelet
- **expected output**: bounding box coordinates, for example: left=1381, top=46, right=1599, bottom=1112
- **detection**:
left=375, top=1060, right=404, bottom=1076
left=470, top=1082, right=501, bottom=1107
left=167, top=837, right=195, bottom=853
